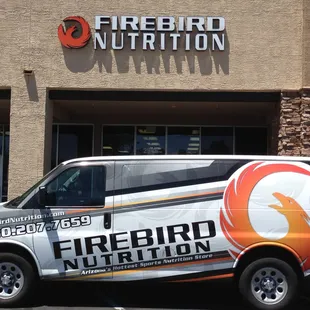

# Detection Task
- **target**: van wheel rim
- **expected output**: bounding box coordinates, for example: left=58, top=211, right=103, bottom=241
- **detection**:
left=0, top=262, right=24, bottom=300
left=251, top=267, right=288, bottom=305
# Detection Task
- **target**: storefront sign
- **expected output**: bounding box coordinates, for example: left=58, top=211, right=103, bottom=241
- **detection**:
left=58, top=15, right=226, bottom=51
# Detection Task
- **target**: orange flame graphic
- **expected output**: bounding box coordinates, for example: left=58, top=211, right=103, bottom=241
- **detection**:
left=58, top=16, right=91, bottom=49
left=220, top=161, right=310, bottom=271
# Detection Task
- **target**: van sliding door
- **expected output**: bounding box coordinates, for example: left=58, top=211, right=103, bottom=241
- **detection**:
left=112, top=159, right=226, bottom=282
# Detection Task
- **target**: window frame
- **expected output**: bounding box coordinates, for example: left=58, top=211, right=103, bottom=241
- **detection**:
left=44, top=164, right=107, bottom=208
left=19, top=161, right=109, bottom=210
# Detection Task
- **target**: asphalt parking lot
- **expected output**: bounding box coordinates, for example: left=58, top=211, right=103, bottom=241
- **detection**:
left=6, top=280, right=310, bottom=310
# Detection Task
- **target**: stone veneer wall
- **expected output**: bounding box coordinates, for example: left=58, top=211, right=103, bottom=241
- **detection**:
left=278, top=90, right=310, bottom=156
left=300, top=90, right=310, bottom=156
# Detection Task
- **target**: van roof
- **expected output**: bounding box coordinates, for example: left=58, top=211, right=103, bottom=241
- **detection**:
left=62, top=154, right=310, bottom=165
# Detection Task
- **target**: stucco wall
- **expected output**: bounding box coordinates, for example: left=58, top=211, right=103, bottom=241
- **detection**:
left=0, top=0, right=304, bottom=91
left=8, top=87, right=53, bottom=198
left=303, top=0, right=310, bottom=87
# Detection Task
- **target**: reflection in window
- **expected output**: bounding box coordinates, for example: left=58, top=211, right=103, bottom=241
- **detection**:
left=46, top=165, right=106, bottom=207
left=235, top=127, right=267, bottom=155
left=136, top=126, right=166, bottom=155
left=102, top=126, right=134, bottom=156
left=121, top=162, right=221, bottom=191
left=167, top=127, right=200, bottom=154
left=51, top=125, right=94, bottom=169
left=201, top=127, right=233, bottom=155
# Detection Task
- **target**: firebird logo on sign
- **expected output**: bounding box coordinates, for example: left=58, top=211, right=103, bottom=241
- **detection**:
left=58, top=16, right=91, bottom=49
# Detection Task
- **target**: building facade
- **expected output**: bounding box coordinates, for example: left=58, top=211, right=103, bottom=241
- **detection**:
left=0, top=0, right=309, bottom=200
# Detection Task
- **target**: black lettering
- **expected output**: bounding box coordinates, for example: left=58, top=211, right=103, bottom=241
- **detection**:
left=53, top=240, right=72, bottom=259
left=131, top=229, right=153, bottom=248
left=147, top=247, right=160, bottom=259
left=64, top=259, right=78, bottom=271
left=176, top=243, right=191, bottom=255
left=85, top=235, right=108, bottom=255
left=110, top=232, right=129, bottom=251
left=118, top=251, right=133, bottom=263
left=101, top=253, right=113, bottom=265
left=167, top=224, right=190, bottom=243
left=195, top=240, right=210, bottom=253
left=192, top=220, right=216, bottom=239
left=137, top=249, right=144, bottom=261
left=83, top=255, right=97, bottom=268
left=164, top=245, right=172, bottom=257
left=74, top=238, right=83, bottom=256
left=156, top=227, right=165, bottom=244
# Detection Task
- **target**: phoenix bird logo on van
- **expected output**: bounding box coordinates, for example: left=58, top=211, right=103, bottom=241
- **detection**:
left=220, top=161, right=310, bottom=272
left=58, top=16, right=91, bottom=48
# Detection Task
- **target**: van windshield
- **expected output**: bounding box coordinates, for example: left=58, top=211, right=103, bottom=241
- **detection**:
left=3, top=164, right=64, bottom=209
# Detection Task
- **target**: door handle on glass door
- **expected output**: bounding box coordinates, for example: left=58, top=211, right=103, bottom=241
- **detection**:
left=104, top=212, right=111, bottom=229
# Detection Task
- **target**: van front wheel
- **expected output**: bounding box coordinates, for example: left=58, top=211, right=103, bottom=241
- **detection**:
left=238, top=258, right=299, bottom=310
left=0, top=253, right=36, bottom=307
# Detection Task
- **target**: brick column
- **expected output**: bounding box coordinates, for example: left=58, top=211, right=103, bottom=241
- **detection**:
left=277, top=91, right=302, bottom=156
left=8, top=86, right=53, bottom=199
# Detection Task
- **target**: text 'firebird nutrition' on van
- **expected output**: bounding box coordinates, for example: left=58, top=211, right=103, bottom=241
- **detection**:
left=0, top=155, right=309, bottom=309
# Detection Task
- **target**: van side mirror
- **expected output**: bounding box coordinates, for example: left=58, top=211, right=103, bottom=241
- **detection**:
left=38, top=186, right=47, bottom=206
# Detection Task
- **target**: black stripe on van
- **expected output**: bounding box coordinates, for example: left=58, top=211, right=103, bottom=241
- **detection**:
left=63, top=191, right=224, bottom=218
left=113, top=192, right=224, bottom=215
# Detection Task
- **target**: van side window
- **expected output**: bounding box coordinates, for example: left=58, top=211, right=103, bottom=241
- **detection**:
left=118, top=160, right=250, bottom=194
left=44, top=165, right=106, bottom=207
left=120, top=161, right=220, bottom=193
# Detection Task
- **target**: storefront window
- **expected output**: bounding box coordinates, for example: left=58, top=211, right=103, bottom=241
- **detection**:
left=136, top=126, right=166, bottom=155
left=201, top=127, right=233, bottom=154
left=100, top=125, right=267, bottom=156
left=102, top=126, right=134, bottom=156
left=235, top=127, right=268, bottom=155
left=167, top=127, right=200, bottom=154
left=51, top=124, right=94, bottom=169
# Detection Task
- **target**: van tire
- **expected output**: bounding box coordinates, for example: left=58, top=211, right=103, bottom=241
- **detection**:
left=0, top=253, right=37, bottom=307
left=238, top=257, right=299, bottom=310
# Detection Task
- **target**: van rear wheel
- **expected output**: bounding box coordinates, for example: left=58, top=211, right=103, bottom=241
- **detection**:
left=238, top=258, right=299, bottom=310
left=0, top=253, right=36, bottom=307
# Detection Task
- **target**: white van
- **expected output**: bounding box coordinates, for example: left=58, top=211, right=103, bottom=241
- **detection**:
left=0, top=154, right=309, bottom=309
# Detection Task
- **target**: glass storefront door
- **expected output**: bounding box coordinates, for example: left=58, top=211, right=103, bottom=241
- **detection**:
left=51, top=124, right=94, bottom=169
left=102, top=126, right=134, bottom=156
left=0, top=125, right=9, bottom=202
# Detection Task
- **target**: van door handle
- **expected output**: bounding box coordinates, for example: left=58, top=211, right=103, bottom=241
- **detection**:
left=104, top=212, right=111, bottom=229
